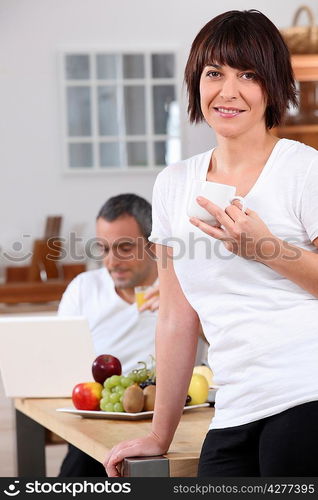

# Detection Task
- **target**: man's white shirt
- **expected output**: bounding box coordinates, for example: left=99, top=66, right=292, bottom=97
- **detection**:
left=58, top=267, right=157, bottom=375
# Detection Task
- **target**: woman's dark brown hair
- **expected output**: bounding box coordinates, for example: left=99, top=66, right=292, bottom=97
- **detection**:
left=184, top=10, right=298, bottom=129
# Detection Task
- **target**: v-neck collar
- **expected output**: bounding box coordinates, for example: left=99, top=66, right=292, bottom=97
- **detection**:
left=200, top=138, right=284, bottom=199
left=104, top=267, right=135, bottom=308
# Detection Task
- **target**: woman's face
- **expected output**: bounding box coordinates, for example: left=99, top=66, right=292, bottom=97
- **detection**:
left=199, top=64, right=267, bottom=139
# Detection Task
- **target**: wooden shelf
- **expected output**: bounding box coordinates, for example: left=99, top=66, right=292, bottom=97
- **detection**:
left=274, top=55, right=318, bottom=149
left=291, top=55, right=318, bottom=81
left=276, top=124, right=318, bottom=133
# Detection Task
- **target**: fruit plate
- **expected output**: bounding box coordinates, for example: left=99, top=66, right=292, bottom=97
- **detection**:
left=56, top=403, right=211, bottom=420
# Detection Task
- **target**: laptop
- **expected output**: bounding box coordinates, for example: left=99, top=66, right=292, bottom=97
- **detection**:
left=0, top=316, right=96, bottom=398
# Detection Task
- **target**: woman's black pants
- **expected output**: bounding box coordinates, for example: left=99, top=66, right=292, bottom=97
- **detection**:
left=198, top=400, right=318, bottom=477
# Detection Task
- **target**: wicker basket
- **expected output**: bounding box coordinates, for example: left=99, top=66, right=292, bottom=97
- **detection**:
left=280, top=5, right=318, bottom=54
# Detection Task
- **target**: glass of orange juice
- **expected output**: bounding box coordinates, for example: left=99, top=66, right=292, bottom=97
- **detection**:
left=134, top=286, right=151, bottom=309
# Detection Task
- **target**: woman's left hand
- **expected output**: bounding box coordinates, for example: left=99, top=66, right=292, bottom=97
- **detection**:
left=189, top=196, right=275, bottom=261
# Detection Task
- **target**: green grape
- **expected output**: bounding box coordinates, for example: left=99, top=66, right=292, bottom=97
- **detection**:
left=121, top=376, right=134, bottom=388
left=113, top=402, right=124, bottom=412
left=133, top=372, right=141, bottom=383
left=127, top=359, right=156, bottom=385
left=119, top=395, right=124, bottom=403
left=104, top=378, right=113, bottom=389
left=101, top=390, right=111, bottom=402
left=108, top=375, right=122, bottom=387
left=100, top=398, right=114, bottom=411
left=127, top=371, right=138, bottom=382
left=104, top=402, right=115, bottom=412
left=114, top=385, right=125, bottom=395
left=110, top=392, right=120, bottom=403
left=138, top=369, right=148, bottom=382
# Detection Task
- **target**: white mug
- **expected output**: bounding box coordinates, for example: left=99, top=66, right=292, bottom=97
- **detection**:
left=187, top=180, right=246, bottom=226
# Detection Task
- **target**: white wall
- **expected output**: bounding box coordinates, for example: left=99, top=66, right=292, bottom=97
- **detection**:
left=1, top=0, right=317, bottom=274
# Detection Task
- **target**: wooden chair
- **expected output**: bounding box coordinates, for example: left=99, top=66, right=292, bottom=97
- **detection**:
left=5, top=216, right=63, bottom=284
left=44, top=216, right=62, bottom=240
left=2, top=216, right=86, bottom=304
left=26, top=238, right=63, bottom=282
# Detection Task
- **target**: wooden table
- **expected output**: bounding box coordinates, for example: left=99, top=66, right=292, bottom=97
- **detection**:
left=15, top=398, right=214, bottom=477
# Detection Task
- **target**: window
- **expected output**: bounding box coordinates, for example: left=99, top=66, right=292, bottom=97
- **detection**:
left=61, top=51, right=181, bottom=171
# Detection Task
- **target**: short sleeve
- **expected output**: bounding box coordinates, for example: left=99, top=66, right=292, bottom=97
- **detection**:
left=300, top=158, right=318, bottom=242
left=148, top=169, right=174, bottom=247
left=58, top=276, right=81, bottom=316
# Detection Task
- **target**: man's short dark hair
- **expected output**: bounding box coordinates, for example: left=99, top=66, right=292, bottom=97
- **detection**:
left=184, top=9, right=298, bottom=129
left=97, top=194, right=152, bottom=239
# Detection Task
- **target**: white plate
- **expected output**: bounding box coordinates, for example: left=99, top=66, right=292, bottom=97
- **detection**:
left=56, top=403, right=211, bottom=420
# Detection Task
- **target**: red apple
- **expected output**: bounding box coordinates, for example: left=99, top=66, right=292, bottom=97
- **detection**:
left=92, top=354, right=122, bottom=384
left=72, top=382, right=103, bottom=410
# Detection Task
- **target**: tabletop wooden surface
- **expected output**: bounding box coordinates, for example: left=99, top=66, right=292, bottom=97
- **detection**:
left=15, top=398, right=215, bottom=477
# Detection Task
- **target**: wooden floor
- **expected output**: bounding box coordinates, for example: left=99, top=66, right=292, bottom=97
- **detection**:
left=0, top=303, right=68, bottom=477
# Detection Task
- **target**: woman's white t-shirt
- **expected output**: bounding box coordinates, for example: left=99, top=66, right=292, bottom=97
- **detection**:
left=149, top=138, right=318, bottom=429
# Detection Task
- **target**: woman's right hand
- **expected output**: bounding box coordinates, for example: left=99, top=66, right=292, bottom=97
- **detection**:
left=103, top=432, right=167, bottom=477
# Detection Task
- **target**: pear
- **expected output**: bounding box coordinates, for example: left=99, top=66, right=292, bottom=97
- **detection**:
left=193, top=365, right=214, bottom=387
left=188, top=374, right=209, bottom=405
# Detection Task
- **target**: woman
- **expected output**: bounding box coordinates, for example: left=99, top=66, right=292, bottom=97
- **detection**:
left=105, top=10, right=318, bottom=477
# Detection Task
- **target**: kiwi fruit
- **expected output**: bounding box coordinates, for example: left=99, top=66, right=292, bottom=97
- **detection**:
left=123, top=384, right=144, bottom=413
left=143, top=384, right=156, bottom=411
